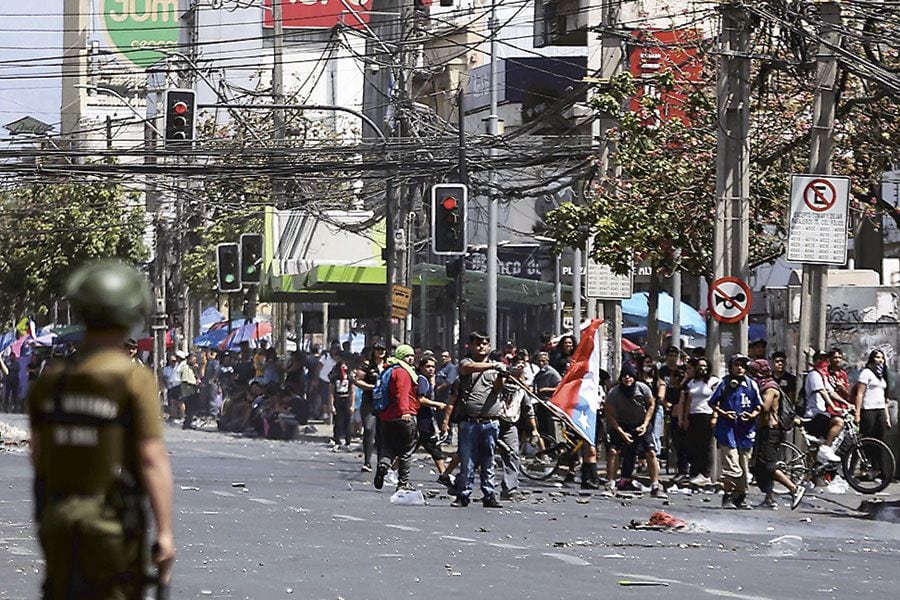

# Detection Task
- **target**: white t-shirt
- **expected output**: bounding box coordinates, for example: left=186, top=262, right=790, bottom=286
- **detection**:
left=520, top=363, right=540, bottom=387
left=804, top=370, right=833, bottom=417
left=319, top=353, right=337, bottom=383
left=686, top=377, right=720, bottom=415
left=857, top=368, right=888, bottom=410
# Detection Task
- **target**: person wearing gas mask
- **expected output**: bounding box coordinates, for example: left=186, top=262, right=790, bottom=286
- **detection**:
left=708, top=354, right=762, bottom=509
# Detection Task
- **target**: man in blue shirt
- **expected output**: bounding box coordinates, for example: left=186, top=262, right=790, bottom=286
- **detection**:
left=709, top=354, right=762, bottom=509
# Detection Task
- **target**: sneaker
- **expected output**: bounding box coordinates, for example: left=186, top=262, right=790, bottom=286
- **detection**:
left=374, top=464, right=388, bottom=490
left=732, top=494, right=752, bottom=510
left=386, top=470, right=399, bottom=486
left=762, top=497, right=779, bottom=510
left=689, top=474, right=713, bottom=487
left=396, top=482, right=415, bottom=492
left=790, top=486, right=805, bottom=511
left=482, top=495, right=503, bottom=508
left=722, top=492, right=732, bottom=507
left=451, top=496, right=470, bottom=508
left=500, top=490, right=520, bottom=501
left=580, top=479, right=600, bottom=490
left=817, top=445, right=840, bottom=463
left=437, top=473, right=454, bottom=490
left=361, top=463, right=372, bottom=473
left=650, top=484, right=668, bottom=499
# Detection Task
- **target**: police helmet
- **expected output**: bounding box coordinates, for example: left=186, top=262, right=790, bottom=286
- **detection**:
left=66, top=260, right=153, bottom=329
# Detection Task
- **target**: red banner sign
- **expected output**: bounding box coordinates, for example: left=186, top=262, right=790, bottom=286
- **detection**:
left=262, top=0, right=371, bottom=30
left=628, top=29, right=704, bottom=125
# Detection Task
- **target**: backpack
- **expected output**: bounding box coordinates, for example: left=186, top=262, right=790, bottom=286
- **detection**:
left=777, top=387, right=797, bottom=431
left=372, top=366, right=398, bottom=412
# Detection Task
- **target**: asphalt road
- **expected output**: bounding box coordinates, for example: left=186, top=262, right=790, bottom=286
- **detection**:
left=2, top=414, right=899, bottom=600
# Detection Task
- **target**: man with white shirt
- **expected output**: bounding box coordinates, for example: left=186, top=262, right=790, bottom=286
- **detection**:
left=803, top=351, right=846, bottom=463
left=316, top=342, right=341, bottom=422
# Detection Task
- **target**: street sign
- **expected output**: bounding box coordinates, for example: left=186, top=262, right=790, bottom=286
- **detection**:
left=586, top=262, right=633, bottom=299
left=708, top=276, right=752, bottom=324
left=585, top=237, right=633, bottom=299
left=391, top=285, right=412, bottom=319
left=787, top=174, right=850, bottom=265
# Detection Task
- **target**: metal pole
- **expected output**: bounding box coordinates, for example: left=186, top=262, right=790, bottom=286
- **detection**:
left=486, top=0, right=499, bottom=344
left=595, top=0, right=623, bottom=375
left=709, top=3, right=751, bottom=375
left=455, top=87, right=468, bottom=352
left=672, top=248, right=682, bottom=347
left=553, top=253, right=562, bottom=337
left=798, top=1, right=841, bottom=369
left=572, top=249, right=582, bottom=332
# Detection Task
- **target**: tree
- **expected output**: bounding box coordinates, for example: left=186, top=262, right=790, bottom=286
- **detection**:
left=0, top=176, right=147, bottom=323
left=543, top=16, right=899, bottom=351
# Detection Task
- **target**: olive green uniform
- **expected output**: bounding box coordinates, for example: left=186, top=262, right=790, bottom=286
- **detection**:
left=28, top=348, right=162, bottom=599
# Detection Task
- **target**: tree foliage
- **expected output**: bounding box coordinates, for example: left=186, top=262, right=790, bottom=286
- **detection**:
left=544, top=27, right=900, bottom=280
left=0, top=176, right=147, bottom=320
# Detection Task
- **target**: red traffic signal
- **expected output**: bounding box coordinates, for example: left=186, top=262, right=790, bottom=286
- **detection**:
left=431, top=184, right=467, bottom=255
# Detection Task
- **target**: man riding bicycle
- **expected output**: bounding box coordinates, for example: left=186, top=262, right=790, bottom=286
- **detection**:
left=803, top=351, right=851, bottom=463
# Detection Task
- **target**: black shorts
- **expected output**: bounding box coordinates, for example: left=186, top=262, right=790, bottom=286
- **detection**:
left=609, top=426, right=655, bottom=455
left=803, top=413, right=832, bottom=439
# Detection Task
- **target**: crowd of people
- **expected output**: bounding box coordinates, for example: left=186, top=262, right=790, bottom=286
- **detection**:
left=3, top=328, right=895, bottom=510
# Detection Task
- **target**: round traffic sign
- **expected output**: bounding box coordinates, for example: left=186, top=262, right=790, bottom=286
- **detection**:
left=803, top=178, right=837, bottom=213
left=708, top=276, right=752, bottom=324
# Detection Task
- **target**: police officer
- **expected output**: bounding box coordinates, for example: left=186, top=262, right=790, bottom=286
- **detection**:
left=27, top=260, right=175, bottom=599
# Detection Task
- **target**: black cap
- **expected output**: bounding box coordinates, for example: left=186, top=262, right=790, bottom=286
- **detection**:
left=373, top=341, right=386, bottom=350
left=620, top=363, right=638, bottom=379
left=124, top=337, right=138, bottom=348
left=728, top=353, right=750, bottom=367
left=469, top=331, right=490, bottom=342
left=749, top=338, right=767, bottom=347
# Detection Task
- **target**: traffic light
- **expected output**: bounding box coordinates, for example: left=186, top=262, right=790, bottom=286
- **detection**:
left=163, top=89, right=196, bottom=147
left=431, top=183, right=467, bottom=255
left=216, top=243, right=241, bottom=292
left=240, top=233, right=263, bottom=284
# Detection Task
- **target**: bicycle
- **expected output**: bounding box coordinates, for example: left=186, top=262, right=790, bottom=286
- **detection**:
left=518, top=418, right=586, bottom=481
left=778, top=410, right=896, bottom=494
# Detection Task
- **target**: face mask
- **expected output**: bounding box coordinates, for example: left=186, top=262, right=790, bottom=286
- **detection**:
left=696, top=368, right=708, bottom=376
left=643, top=366, right=653, bottom=373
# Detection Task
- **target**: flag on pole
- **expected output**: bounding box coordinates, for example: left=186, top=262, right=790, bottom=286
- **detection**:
left=546, top=319, right=605, bottom=446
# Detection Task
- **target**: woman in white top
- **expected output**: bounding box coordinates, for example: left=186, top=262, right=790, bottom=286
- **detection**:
left=853, top=349, right=892, bottom=442
left=679, top=357, right=720, bottom=485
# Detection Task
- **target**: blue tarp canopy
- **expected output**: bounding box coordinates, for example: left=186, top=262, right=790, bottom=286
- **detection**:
left=621, top=291, right=707, bottom=337
left=200, top=307, right=226, bottom=333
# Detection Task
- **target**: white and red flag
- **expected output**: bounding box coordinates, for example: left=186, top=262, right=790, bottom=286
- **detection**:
left=546, top=319, right=605, bottom=445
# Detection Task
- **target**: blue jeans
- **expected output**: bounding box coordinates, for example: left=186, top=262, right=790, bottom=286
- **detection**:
left=456, top=419, right=500, bottom=500
left=652, top=405, right=665, bottom=454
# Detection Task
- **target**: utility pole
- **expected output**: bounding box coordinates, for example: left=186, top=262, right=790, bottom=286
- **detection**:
left=797, top=1, right=841, bottom=371
left=455, top=87, right=468, bottom=353
left=708, top=3, right=751, bottom=374
left=486, top=0, right=500, bottom=344
left=595, top=0, right=623, bottom=376
left=270, top=0, right=286, bottom=350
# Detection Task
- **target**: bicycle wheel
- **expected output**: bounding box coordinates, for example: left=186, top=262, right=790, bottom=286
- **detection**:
left=842, top=438, right=896, bottom=494
left=777, top=442, right=809, bottom=488
left=519, top=434, right=566, bottom=481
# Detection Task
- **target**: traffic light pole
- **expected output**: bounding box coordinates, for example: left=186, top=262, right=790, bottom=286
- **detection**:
left=486, top=0, right=500, bottom=345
